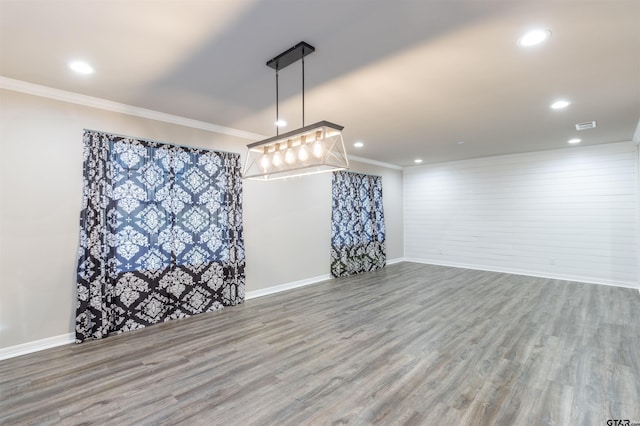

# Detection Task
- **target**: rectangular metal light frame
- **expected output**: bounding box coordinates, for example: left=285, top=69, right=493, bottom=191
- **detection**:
left=243, top=121, right=349, bottom=181
left=247, top=120, right=343, bottom=149
left=243, top=41, right=349, bottom=180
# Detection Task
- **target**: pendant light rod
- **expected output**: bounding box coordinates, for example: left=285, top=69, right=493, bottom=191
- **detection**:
left=267, top=42, right=314, bottom=134
left=302, top=55, right=305, bottom=127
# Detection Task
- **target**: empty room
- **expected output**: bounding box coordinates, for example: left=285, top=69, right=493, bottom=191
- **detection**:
left=1, top=0, right=639, bottom=425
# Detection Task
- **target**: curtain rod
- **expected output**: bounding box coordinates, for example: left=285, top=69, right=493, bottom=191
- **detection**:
left=83, top=128, right=242, bottom=156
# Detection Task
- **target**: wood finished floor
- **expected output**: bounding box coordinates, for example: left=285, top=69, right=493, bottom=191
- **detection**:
left=1, top=262, right=639, bottom=425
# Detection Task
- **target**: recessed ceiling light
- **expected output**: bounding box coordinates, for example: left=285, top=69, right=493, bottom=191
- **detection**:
left=275, top=119, right=287, bottom=127
left=457, top=141, right=465, bottom=145
left=414, top=159, right=423, bottom=164
left=550, top=100, right=570, bottom=109
left=69, top=60, right=94, bottom=74
left=354, top=141, right=364, bottom=148
left=518, top=29, right=551, bottom=47
left=568, top=138, right=581, bottom=144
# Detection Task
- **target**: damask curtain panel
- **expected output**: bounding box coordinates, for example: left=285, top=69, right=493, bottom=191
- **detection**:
left=76, top=130, right=245, bottom=342
left=331, top=171, right=386, bottom=278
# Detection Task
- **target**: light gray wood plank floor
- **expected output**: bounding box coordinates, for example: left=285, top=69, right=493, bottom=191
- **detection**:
left=1, top=262, right=639, bottom=425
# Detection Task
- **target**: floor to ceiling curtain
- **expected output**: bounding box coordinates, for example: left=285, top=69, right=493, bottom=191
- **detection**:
left=331, top=170, right=386, bottom=278
left=75, top=130, right=245, bottom=342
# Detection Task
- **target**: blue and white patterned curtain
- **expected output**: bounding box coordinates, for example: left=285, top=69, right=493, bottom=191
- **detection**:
left=331, top=171, right=386, bottom=277
left=75, top=130, right=245, bottom=342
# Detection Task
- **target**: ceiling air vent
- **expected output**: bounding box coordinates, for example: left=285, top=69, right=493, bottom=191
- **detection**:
left=575, top=121, right=596, bottom=131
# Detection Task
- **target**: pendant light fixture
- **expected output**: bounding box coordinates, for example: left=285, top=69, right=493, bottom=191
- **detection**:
left=243, top=42, right=349, bottom=180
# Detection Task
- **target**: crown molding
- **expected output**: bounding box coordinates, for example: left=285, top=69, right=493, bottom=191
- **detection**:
left=349, top=154, right=403, bottom=171
left=1, top=76, right=405, bottom=169
left=0, top=76, right=265, bottom=141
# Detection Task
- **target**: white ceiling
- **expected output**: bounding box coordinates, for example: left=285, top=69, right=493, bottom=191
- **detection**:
left=1, top=0, right=639, bottom=166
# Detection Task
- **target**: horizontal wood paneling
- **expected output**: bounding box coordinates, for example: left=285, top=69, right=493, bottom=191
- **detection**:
left=404, top=142, right=639, bottom=287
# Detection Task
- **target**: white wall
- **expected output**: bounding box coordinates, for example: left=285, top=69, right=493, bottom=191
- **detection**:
left=404, top=142, right=639, bottom=288
left=244, top=160, right=403, bottom=290
left=0, top=87, right=403, bottom=351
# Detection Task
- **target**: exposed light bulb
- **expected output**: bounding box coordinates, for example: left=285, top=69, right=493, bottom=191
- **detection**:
left=260, top=147, right=270, bottom=172
left=312, top=140, right=324, bottom=159
left=272, top=144, right=283, bottom=167
left=298, top=138, right=309, bottom=162
left=284, top=140, right=296, bottom=165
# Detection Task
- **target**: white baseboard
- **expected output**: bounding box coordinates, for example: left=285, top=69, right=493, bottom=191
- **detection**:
left=0, top=260, right=416, bottom=360
left=404, top=257, right=639, bottom=290
left=245, top=274, right=332, bottom=300
left=0, top=333, right=75, bottom=361
left=244, top=260, right=405, bottom=300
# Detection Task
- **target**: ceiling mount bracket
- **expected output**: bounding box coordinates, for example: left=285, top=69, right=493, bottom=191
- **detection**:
left=267, top=42, right=315, bottom=70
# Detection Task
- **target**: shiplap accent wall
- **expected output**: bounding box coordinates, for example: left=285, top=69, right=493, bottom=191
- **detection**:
left=404, top=141, right=638, bottom=288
